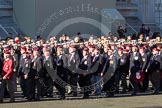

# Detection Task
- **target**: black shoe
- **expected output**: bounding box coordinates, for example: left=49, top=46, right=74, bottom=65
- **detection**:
left=27, top=98, right=32, bottom=101
left=120, top=91, right=126, bottom=94
left=131, top=93, right=137, bottom=96
left=73, top=92, right=77, bottom=96
left=59, top=95, right=65, bottom=100
left=106, top=92, right=114, bottom=97
left=35, top=97, right=40, bottom=101
left=0, top=100, right=3, bottom=103
left=4, top=95, right=10, bottom=98
left=9, top=99, right=15, bottom=103
left=46, top=94, right=53, bottom=98
left=152, top=91, right=159, bottom=95
left=140, top=89, right=146, bottom=92
left=109, top=93, right=114, bottom=97
left=82, top=95, right=89, bottom=99
left=115, top=90, right=119, bottom=94
left=55, top=92, right=60, bottom=95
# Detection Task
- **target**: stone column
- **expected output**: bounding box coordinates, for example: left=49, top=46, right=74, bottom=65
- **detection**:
left=138, top=0, right=155, bottom=24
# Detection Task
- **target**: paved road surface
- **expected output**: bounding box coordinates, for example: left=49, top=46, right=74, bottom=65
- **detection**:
left=0, top=93, right=162, bottom=108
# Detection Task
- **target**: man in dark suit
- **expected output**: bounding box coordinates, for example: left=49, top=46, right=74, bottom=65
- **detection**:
left=10, top=47, right=19, bottom=92
left=78, top=47, right=92, bottom=99
left=158, top=45, right=162, bottom=91
left=55, top=46, right=68, bottom=99
left=18, top=51, right=32, bottom=101
left=129, top=45, right=142, bottom=73
left=91, top=48, right=104, bottom=96
left=18, top=46, right=27, bottom=97
left=115, top=48, right=129, bottom=93
left=31, top=47, right=43, bottom=100
left=139, top=46, right=149, bottom=92
left=102, top=49, right=117, bottom=97
left=42, top=47, right=56, bottom=98
left=129, top=60, right=141, bottom=95
left=67, top=45, right=80, bottom=96
left=146, top=48, right=161, bottom=94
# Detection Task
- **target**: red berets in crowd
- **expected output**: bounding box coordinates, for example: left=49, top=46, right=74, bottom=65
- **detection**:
left=83, top=47, right=89, bottom=52
left=3, top=48, right=10, bottom=54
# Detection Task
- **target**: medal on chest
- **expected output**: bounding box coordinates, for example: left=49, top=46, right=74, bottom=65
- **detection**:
left=142, top=58, right=145, bottom=62
left=25, top=59, right=29, bottom=67
left=47, top=62, right=50, bottom=66
left=121, top=58, right=124, bottom=62
left=5, top=63, right=9, bottom=70
left=134, top=56, right=138, bottom=60
left=110, top=59, right=114, bottom=64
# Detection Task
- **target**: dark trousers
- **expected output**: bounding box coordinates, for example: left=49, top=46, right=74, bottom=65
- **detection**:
left=102, top=75, right=115, bottom=95
left=79, top=75, right=91, bottom=97
left=120, top=72, right=128, bottom=92
left=130, top=74, right=139, bottom=94
left=115, top=69, right=128, bottom=93
left=20, top=76, right=26, bottom=96
left=0, top=79, right=15, bottom=101
left=160, top=73, right=162, bottom=91
left=26, top=78, right=35, bottom=99
left=44, top=76, right=53, bottom=96
left=54, top=74, right=67, bottom=97
left=142, top=72, right=149, bottom=91
left=114, top=70, right=120, bottom=92
left=54, top=82, right=66, bottom=97
left=69, top=74, right=78, bottom=95
left=150, top=71, right=161, bottom=93
left=35, top=79, right=42, bottom=99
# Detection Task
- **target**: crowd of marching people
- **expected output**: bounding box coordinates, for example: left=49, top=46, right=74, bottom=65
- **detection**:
left=0, top=26, right=162, bottom=103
